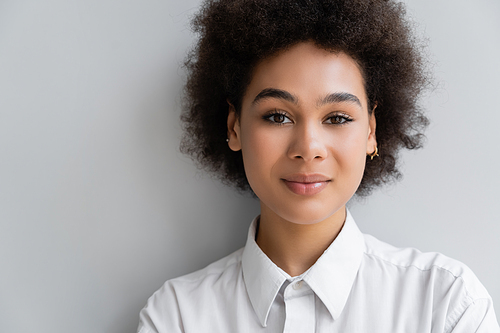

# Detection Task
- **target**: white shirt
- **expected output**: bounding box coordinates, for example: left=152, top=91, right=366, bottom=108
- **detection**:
left=137, top=211, right=500, bottom=332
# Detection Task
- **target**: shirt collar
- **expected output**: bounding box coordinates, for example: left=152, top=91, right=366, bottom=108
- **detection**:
left=241, top=216, right=289, bottom=327
left=241, top=209, right=365, bottom=327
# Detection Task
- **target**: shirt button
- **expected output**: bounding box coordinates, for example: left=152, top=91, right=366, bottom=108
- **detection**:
left=292, top=280, right=303, bottom=290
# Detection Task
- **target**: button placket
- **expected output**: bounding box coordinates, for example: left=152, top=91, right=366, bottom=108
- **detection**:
left=292, top=280, right=303, bottom=290
left=282, top=282, right=316, bottom=333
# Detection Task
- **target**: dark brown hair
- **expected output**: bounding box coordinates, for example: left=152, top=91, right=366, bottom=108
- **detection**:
left=180, top=0, right=430, bottom=196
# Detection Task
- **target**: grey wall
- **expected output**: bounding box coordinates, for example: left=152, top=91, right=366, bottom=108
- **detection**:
left=0, top=0, right=498, bottom=332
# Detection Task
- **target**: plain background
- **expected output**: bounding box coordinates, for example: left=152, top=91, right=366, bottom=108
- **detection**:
left=0, top=0, right=499, bottom=332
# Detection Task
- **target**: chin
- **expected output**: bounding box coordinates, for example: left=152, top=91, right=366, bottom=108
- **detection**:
left=272, top=202, right=345, bottom=225
left=287, top=216, right=330, bottom=225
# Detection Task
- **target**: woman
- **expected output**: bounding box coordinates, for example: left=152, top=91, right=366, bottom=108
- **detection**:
left=137, top=0, right=499, bottom=332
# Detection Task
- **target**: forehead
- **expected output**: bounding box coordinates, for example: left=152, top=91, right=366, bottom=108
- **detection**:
left=242, top=42, right=367, bottom=109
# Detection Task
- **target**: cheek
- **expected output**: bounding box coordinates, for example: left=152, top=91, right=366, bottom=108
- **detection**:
left=240, top=125, right=284, bottom=187
left=331, top=128, right=368, bottom=176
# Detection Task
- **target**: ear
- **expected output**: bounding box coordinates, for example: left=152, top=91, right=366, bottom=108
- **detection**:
left=227, top=101, right=242, bottom=151
left=366, top=105, right=377, bottom=155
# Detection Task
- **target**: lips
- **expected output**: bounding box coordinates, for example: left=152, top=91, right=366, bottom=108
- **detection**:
left=281, top=174, right=331, bottom=196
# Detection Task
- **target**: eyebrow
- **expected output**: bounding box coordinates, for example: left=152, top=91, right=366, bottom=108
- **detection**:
left=252, top=88, right=299, bottom=105
left=317, top=92, right=362, bottom=108
left=251, top=88, right=362, bottom=109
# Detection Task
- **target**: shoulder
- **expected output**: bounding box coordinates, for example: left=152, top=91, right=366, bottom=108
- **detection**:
left=151, top=246, right=244, bottom=299
left=137, top=248, right=245, bottom=333
left=167, top=247, right=244, bottom=287
left=360, top=234, right=496, bottom=332
left=361, top=233, right=490, bottom=299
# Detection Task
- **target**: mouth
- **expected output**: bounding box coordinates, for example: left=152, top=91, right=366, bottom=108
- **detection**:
left=281, top=174, right=331, bottom=196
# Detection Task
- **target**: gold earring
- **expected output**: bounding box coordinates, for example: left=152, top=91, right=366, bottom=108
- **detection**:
left=368, top=147, right=379, bottom=160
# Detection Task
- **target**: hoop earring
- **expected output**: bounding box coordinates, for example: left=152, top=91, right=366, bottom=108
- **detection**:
left=368, top=147, right=379, bottom=160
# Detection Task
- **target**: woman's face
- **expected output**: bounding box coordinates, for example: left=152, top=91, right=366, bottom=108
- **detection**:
left=227, top=42, right=376, bottom=225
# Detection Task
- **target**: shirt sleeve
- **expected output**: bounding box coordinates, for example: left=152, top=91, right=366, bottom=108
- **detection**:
left=136, top=281, right=185, bottom=333
left=448, top=298, right=500, bottom=333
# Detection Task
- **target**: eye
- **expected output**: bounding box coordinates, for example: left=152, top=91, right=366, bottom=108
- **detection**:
left=325, top=113, right=353, bottom=125
left=263, top=110, right=292, bottom=124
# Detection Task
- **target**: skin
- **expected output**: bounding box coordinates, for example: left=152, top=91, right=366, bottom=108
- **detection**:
left=227, top=42, right=377, bottom=276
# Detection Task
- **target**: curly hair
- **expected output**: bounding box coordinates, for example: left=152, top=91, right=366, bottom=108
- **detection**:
left=180, top=0, right=430, bottom=196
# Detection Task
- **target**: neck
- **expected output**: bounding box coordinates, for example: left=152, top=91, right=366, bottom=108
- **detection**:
left=256, top=204, right=346, bottom=277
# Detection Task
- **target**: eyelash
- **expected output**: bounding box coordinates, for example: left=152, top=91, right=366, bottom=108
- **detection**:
left=262, top=110, right=353, bottom=126
left=324, top=114, right=353, bottom=125
left=262, top=110, right=291, bottom=125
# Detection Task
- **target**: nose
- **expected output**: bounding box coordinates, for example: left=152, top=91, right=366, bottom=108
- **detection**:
left=287, top=122, right=328, bottom=162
